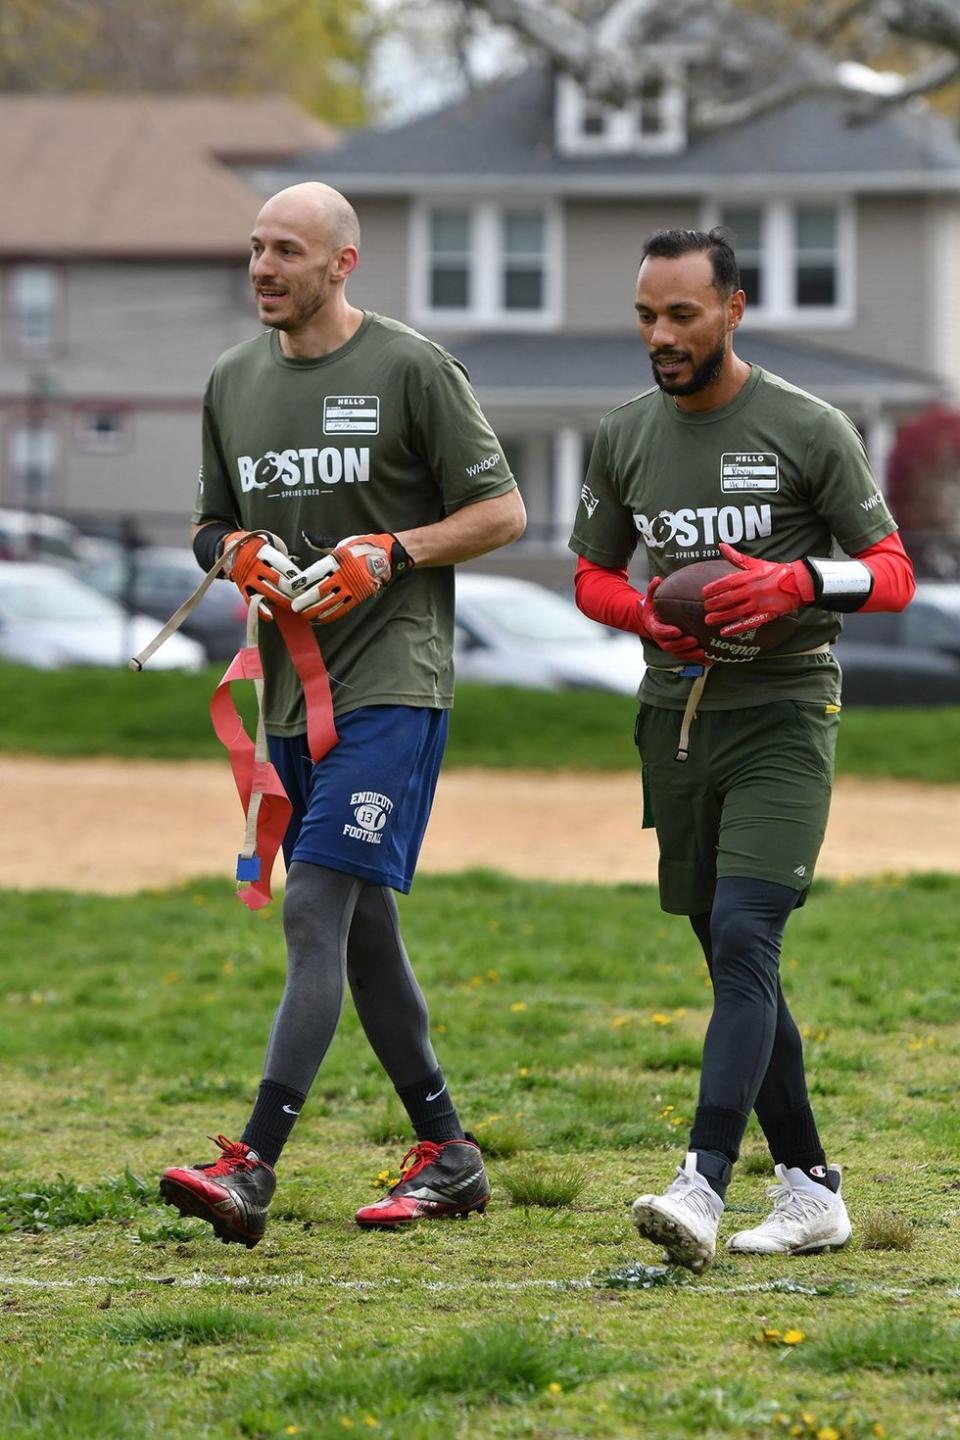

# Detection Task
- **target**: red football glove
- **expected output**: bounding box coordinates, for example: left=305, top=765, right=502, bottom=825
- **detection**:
left=701, top=542, right=814, bottom=636
left=641, top=576, right=707, bottom=661
left=290, top=532, right=414, bottom=625
left=221, top=530, right=301, bottom=618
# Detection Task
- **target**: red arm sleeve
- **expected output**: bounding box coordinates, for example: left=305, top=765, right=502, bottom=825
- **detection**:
left=854, top=531, right=916, bottom=613
left=574, top=555, right=645, bottom=635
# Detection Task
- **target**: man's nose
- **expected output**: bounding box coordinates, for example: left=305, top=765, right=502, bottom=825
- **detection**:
left=251, top=250, right=273, bottom=278
left=649, top=319, right=676, bottom=349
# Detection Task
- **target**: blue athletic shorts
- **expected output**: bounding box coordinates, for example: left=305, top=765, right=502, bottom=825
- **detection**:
left=267, top=705, right=449, bottom=893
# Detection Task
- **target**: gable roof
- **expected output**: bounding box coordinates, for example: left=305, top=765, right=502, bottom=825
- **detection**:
left=0, top=95, right=336, bottom=260
left=259, top=64, right=960, bottom=196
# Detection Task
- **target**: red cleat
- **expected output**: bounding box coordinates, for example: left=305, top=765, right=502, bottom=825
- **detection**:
left=355, top=1135, right=490, bottom=1229
left=160, top=1134, right=275, bottom=1248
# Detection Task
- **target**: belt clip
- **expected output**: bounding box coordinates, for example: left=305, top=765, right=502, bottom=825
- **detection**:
left=236, top=853, right=261, bottom=884
left=678, top=663, right=706, bottom=679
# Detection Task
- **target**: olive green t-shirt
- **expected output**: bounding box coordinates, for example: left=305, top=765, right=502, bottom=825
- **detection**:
left=569, top=366, right=897, bottom=709
left=194, top=312, right=516, bottom=734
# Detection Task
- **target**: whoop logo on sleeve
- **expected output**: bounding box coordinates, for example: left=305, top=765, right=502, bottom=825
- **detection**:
left=324, top=395, right=380, bottom=435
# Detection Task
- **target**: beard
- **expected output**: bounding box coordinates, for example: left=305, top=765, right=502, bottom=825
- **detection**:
left=257, top=273, right=330, bottom=332
left=650, top=334, right=727, bottom=397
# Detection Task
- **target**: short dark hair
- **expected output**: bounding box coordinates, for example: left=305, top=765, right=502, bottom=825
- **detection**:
left=640, top=228, right=740, bottom=298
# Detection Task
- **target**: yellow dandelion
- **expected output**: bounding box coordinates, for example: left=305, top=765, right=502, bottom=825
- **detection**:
left=673, top=1007, right=687, bottom=1018
left=434, top=1023, right=447, bottom=1034
left=669, top=1116, right=685, bottom=1127
left=872, top=1426, right=887, bottom=1438
left=782, top=1328, right=806, bottom=1345
left=801, top=1414, right=817, bottom=1428
left=510, top=1001, right=528, bottom=1013
left=790, top=1426, right=804, bottom=1437
left=650, top=1012, right=673, bottom=1026
left=659, top=1105, right=675, bottom=1117
left=762, top=1328, right=782, bottom=1343
left=517, top=1066, right=530, bottom=1077
left=816, top=1428, right=840, bottom=1440
left=161, top=972, right=180, bottom=986
left=285, top=1428, right=300, bottom=1437
left=486, top=969, right=500, bottom=981
left=547, top=1381, right=563, bottom=1394
left=610, top=1014, right=632, bottom=1028
left=467, top=975, right=483, bottom=989
left=773, top=1415, right=790, bottom=1428
left=362, top=1418, right=380, bottom=1430
left=907, top=1039, right=925, bottom=1052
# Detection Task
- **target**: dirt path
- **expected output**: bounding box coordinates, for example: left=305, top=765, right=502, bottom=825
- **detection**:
left=6, top=756, right=958, bottom=893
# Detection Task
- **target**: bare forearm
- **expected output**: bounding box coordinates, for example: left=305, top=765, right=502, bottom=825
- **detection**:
left=396, top=489, right=526, bottom=567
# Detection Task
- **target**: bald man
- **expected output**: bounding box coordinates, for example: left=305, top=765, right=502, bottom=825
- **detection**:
left=159, top=183, right=526, bottom=1246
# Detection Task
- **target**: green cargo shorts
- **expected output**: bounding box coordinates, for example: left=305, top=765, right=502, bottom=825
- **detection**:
left=634, top=700, right=840, bottom=916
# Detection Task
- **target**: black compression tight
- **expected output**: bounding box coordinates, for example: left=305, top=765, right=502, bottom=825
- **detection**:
left=261, top=861, right=439, bottom=1096
left=688, top=876, right=813, bottom=1163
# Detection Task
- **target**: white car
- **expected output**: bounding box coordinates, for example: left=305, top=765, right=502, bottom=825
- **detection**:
left=0, top=561, right=205, bottom=671
left=454, top=572, right=646, bottom=696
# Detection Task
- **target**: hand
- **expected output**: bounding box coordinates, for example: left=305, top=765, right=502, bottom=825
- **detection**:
left=640, top=576, right=707, bottom=661
left=221, top=530, right=301, bottom=618
left=702, top=542, right=814, bottom=636
left=290, top=533, right=414, bottom=625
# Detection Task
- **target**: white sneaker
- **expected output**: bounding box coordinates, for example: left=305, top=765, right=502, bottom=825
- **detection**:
left=631, top=1152, right=724, bottom=1273
left=727, top=1164, right=851, bottom=1255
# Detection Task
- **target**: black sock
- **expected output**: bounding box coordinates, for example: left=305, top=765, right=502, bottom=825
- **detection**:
left=241, top=1080, right=306, bottom=1167
left=396, top=1067, right=463, bottom=1144
left=760, top=1103, right=831, bottom=1188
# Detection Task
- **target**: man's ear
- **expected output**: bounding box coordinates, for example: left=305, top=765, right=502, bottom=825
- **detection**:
left=332, top=245, right=359, bottom=281
left=728, top=288, right=746, bottom=332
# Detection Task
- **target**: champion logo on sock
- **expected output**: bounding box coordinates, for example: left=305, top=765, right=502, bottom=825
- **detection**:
left=809, top=1164, right=827, bottom=1178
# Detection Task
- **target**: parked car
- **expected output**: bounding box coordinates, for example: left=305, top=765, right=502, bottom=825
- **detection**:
left=0, top=562, right=205, bottom=670
left=78, top=546, right=247, bottom=661
left=454, top=572, right=646, bottom=695
left=0, top=506, right=88, bottom=567
left=834, top=582, right=960, bottom=705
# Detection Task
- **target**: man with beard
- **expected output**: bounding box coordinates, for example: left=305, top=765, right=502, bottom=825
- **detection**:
left=569, top=228, right=914, bottom=1271
left=159, top=182, right=525, bottom=1245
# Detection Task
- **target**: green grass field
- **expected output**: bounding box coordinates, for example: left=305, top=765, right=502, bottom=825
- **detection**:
left=2, top=662, right=960, bottom=780
left=2, top=871, right=959, bottom=1438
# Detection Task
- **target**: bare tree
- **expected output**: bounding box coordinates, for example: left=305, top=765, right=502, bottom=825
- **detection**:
left=457, top=0, right=960, bottom=131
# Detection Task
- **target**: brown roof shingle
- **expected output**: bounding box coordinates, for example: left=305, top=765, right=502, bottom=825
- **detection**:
left=0, top=95, right=336, bottom=258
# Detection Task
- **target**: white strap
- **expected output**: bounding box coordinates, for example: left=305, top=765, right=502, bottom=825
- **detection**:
left=127, top=536, right=248, bottom=671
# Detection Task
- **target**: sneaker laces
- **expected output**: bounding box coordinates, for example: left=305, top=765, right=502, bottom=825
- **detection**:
left=201, top=1134, right=259, bottom=1176
left=665, top=1166, right=718, bottom=1221
left=765, top=1181, right=831, bottom=1225
left=392, top=1140, right=442, bottom=1187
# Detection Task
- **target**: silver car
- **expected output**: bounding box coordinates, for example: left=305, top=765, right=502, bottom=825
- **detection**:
left=0, top=561, right=205, bottom=671
left=454, top=572, right=646, bottom=695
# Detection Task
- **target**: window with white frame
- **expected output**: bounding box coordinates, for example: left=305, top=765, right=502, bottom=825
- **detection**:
left=6, top=265, right=64, bottom=355
left=74, top=408, right=131, bottom=455
left=414, top=202, right=559, bottom=328
left=555, top=72, right=687, bottom=155
left=9, top=422, right=59, bottom=504
left=711, top=200, right=852, bottom=324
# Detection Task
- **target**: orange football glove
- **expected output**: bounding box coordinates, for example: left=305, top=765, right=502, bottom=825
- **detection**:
left=221, top=530, right=301, bottom=617
left=290, top=533, right=414, bottom=625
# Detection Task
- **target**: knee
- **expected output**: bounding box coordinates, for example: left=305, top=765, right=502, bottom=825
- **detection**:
left=282, top=867, right=320, bottom=952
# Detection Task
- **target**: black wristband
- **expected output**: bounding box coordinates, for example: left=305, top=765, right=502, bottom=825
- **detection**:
left=193, top=521, right=235, bottom=573
left=389, top=534, right=415, bottom=577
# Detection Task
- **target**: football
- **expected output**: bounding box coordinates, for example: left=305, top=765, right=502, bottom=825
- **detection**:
left=653, top=558, right=799, bottom=663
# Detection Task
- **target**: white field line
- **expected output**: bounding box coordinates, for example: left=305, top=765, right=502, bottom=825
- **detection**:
left=0, top=1271, right=956, bottom=1300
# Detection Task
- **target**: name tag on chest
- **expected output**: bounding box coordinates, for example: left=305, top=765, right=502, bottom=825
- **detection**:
left=720, top=452, right=780, bottom=493
left=324, top=396, right=380, bottom=435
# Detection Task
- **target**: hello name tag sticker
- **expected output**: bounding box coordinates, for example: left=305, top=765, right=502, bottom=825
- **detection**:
left=323, top=396, right=380, bottom=435
left=720, top=452, right=780, bottom=493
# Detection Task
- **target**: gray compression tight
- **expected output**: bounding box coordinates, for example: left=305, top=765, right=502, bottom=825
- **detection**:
left=261, top=861, right=438, bottom=1096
